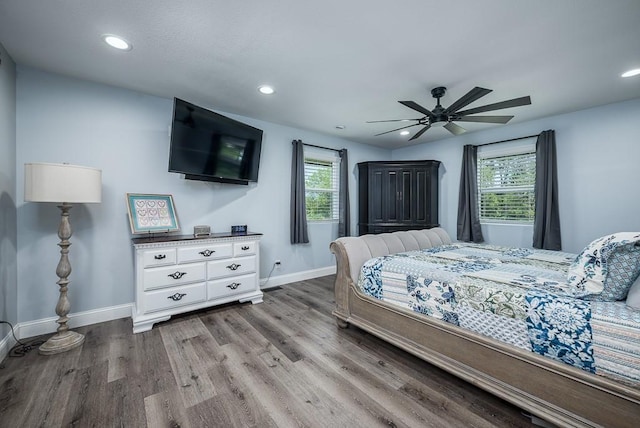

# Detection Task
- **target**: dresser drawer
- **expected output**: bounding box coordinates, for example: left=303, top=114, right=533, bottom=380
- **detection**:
left=233, top=241, right=257, bottom=256
left=143, top=262, right=206, bottom=290
left=177, top=243, right=233, bottom=263
left=207, top=273, right=257, bottom=300
left=207, top=256, right=256, bottom=279
left=143, top=248, right=177, bottom=268
left=143, top=282, right=206, bottom=313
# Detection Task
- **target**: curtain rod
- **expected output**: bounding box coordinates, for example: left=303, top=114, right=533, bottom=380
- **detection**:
left=293, top=140, right=342, bottom=153
left=476, top=133, right=540, bottom=147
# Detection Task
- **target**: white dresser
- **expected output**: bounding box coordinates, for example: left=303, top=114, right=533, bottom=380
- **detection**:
left=131, top=232, right=263, bottom=333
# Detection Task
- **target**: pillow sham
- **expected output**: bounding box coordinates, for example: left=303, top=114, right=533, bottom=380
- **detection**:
left=627, top=275, right=640, bottom=310
left=567, top=232, right=640, bottom=301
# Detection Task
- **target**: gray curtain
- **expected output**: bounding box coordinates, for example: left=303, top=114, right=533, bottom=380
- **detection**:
left=457, top=145, right=484, bottom=243
left=338, top=149, right=350, bottom=237
left=290, top=140, right=309, bottom=244
left=533, top=130, right=562, bottom=250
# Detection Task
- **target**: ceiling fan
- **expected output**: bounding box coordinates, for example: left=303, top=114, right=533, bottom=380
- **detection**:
left=368, top=86, right=531, bottom=140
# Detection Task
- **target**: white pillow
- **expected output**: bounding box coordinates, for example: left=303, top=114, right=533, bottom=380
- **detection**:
left=567, top=232, right=640, bottom=300
left=627, top=274, right=640, bottom=310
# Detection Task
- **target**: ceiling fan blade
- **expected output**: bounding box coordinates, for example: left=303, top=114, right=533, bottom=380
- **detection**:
left=455, top=115, right=514, bottom=124
left=409, top=125, right=431, bottom=140
left=366, top=118, right=421, bottom=123
left=399, top=101, right=434, bottom=117
left=443, top=87, right=492, bottom=114
left=444, top=122, right=466, bottom=136
left=374, top=123, right=421, bottom=136
left=455, top=96, right=531, bottom=116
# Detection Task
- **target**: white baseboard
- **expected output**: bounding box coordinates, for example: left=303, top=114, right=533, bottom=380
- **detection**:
left=16, top=303, right=133, bottom=340
left=0, top=329, right=17, bottom=363
left=2, top=266, right=334, bottom=353
left=260, top=265, right=336, bottom=289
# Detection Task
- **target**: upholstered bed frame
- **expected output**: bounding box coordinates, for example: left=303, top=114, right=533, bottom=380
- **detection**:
left=329, top=228, right=640, bottom=428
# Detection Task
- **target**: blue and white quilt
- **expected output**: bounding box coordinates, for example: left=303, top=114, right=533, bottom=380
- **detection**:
left=358, top=243, right=640, bottom=386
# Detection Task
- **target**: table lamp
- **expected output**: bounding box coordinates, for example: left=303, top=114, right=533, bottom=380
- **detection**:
left=24, top=162, right=102, bottom=355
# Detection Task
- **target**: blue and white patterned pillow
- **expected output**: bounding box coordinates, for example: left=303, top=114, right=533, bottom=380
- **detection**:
left=567, top=232, right=640, bottom=301
left=626, top=275, right=640, bottom=310
left=358, top=257, right=385, bottom=299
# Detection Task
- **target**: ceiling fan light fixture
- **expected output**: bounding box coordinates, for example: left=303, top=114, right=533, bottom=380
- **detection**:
left=621, top=68, right=640, bottom=78
left=102, top=34, right=132, bottom=51
left=258, top=85, right=275, bottom=95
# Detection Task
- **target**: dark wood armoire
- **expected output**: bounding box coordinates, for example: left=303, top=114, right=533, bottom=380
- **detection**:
left=357, top=160, right=441, bottom=235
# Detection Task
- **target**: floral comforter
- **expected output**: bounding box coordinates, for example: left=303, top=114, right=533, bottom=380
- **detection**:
left=358, top=243, right=640, bottom=386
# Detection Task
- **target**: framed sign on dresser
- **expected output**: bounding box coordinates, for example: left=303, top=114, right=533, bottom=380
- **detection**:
left=131, top=232, right=263, bottom=333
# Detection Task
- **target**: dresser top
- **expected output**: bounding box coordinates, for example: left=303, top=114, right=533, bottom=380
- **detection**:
left=132, top=231, right=262, bottom=245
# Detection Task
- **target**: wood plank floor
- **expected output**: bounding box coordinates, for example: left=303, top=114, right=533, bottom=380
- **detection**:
left=0, top=275, right=536, bottom=427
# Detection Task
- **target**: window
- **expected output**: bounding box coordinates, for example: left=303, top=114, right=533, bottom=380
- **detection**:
left=477, top=142, right=536, bottom=223
left=304, top=149, right=340, bottom=221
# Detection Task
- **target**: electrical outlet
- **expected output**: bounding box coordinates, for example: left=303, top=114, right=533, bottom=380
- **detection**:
left=275, top=260, right=281, bottom=269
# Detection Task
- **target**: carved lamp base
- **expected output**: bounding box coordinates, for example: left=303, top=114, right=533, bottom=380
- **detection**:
left=39, top=330, right=85, bottom=355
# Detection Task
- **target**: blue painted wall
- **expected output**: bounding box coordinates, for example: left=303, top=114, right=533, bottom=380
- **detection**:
left=392, top=98, right=640, bottom=253
left=9, top=64, right=640, bottom=325
left=0, top=42, right=17, bottom=332
left=15, top=67, right=390, bottom=322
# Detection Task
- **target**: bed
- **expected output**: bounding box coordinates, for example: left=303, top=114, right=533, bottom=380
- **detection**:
left=329, top=228, right=640, bottom=428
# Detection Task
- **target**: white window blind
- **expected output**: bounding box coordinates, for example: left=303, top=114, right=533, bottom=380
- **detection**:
left=304, top=149, right=340, bottom=221
left=477, top=144, right=536, bottom=224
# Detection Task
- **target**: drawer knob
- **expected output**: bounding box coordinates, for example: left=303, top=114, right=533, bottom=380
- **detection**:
left=154, top=254, right=166, bottom=260
left=226, top=263, right=242, bottom=271
left=226, top=282, right=241, bottom=290
left=168, top=271, right=187, bottom=280
left=167, top=292, right=187, bottom=301
left=199, top=249, right=215, bottom=257
left=241, top=245, right=250, bottom=251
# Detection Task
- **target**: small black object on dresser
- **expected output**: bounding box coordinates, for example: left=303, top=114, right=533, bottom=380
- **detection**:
left=357, top=160, right=440, bottom=235
left=231, top=225, right=247, bottom=234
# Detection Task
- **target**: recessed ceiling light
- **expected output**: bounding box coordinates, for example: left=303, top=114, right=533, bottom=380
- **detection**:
left=621, top=68, right=640, bottom=78
left=400, top=130, right=410, bottom=135
left=102, top=34, right=132, bottom=51
left=335, top=125, right=346, bottom=130
left=258, top=85, right=275, bottom=95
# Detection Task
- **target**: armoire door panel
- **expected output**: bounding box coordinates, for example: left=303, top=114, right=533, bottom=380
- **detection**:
left=414, top=169, right=429, bottom=223
left=370, top=170, right=384, bottom=222
left=401, top=170, right=412, bottom=222
left=385, top=170, right=398, bottom=222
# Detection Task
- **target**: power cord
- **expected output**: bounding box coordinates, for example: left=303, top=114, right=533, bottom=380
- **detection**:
left=262, top=261, right=280, bottom=287
left=0, top=320, right=44, bottom=357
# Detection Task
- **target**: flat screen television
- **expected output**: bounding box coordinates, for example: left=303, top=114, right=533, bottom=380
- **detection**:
left=168, top=98, right=263, bottom=184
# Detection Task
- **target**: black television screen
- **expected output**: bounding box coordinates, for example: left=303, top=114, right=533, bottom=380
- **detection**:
left=168, top=98, right=263, bottom=184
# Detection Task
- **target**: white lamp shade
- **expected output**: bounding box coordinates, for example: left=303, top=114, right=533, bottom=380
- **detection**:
left=24, top=163, right=102, bottom=203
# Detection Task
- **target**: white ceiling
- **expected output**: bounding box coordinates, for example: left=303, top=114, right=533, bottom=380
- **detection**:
left=1, top=0, right=639, bottom=148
